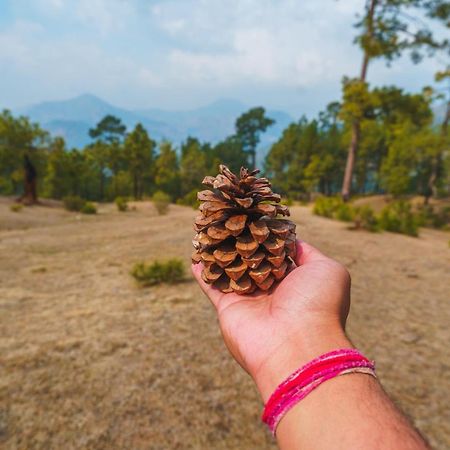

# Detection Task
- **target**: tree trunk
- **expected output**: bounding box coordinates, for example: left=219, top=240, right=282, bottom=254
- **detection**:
left=134, top=174, right=138, bottom=200
left=100, top=166, right=105, bottom=201
left=18, top=154, right=38, bottom=205
left=443, top=98, right=450, bottom=135
left=342, top=121, right=361, bottom=201
left=250, top=149, right=256, bottom=170
left=341, top=0, right=377, bottom=201
left=426, top=98, right=449, bottom=203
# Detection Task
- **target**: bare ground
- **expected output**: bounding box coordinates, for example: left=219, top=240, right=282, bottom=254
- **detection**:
left=0, top=197, right=449, bottom=449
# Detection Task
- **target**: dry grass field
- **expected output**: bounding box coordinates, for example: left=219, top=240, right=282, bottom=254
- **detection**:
left=0, top=197, right=449, bottom=449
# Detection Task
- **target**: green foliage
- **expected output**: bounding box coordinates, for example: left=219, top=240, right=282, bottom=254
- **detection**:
left=1, top=99, right=449, bottom=208
left=130, top=258, right=185, bottom=286
left=180, top=138, right=209, bottom=196
left=353, top=0, right=447, bottom=65
left=314, top=197, right=423, bottom=236
left=63, top=195, right=86, bottom=212
left=63, top=195, right=96, bottom=214
left=266, top=109, right=346, bottom=198
left=89, top=115, right=126, bottom=144
left=417, top=204, right=450, bottom=230
left=313, top=196, right=344, bottom=218
left=353, top=205, right=378, bottom=232
left=10, top=203, right=23, bottom=212
left=124, top=123, right=156, bottom=199
left=154, top=141, right=180, bottom=199
left=378, top=201, right=419, bottom=237
left=43, top=137, right=72, bottom=199
left=235, top=107, right=274, bottom=167
left=0, top=109, right=49, bottom=196
left=335, top=203, right=355, bottom=222
left=115, top=196, right=128, bottom=212
left=108, top=171, right=133, bottom=200
left=212, top=137, right=247, bottom=173
left=81, top=202, right=97, bottom=215
left=314, top=196, right=381, bottom=231
left=340, top=79, right=373, bottom=123
left=176, top=189, right=200, bottom=209
left=152, top=190, right=171, bottom=215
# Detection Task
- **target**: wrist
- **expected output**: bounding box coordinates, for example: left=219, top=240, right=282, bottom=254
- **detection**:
left=253, top=319, right=352, bottom=403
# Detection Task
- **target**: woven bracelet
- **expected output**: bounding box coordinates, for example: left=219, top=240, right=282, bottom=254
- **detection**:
left=262, top=348, right=376, bottom=435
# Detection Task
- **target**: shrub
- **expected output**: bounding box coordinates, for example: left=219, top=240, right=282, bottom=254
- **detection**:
left=130, top=258, right=185, bottom=286
left=115, top=196, right=129, bottom=212
left=378, top=201, right=419, bottom=237
left=10, top=203, right=23, bottom=213
left=417, top=204, right=450, bottom=230
left=152, top=191, right=171, bottom=215
left=353, top=205, right=378, bottom=232
left=313, top=196, right=343, bottom=218
left=335, top=203, right=354, bottom=222
left=436, top=207, right=450, bottom=230
left=81, top=202, right=97, bottom=214
left=176, top=189, right=200, bottom=209
left=63, top=195, right=86, bottom=212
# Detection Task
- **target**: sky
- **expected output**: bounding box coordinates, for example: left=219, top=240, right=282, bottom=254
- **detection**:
left=0, top=0, right=446, bottom=117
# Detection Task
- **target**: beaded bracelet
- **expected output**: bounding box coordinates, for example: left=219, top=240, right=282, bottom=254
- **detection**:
left=262, top=348, right=376, bottom=435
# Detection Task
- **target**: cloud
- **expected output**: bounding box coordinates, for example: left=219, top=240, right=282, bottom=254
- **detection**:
left=160, top=18, right=186, bottom=36
left=137, top=68, right=162, bottom=87
left=0, top=0, right=443, bottom=115
left=0, top=20, right=45, bottom=69
left=163, top=1, right=358, bottom=88
left=74, top=0, right=135, bottom=35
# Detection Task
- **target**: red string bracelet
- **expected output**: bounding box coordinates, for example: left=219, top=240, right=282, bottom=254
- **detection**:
left=262, top=348, right=376, bottom=435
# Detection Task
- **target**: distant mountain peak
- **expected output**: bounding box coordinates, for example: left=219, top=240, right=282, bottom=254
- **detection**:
left=70, top=93, right=110, bottom=106
left=75, top=93, right=103, bottom=101
left=16, top=94, right=294, bottom=158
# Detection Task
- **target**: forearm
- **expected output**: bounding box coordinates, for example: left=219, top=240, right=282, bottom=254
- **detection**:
left=254, top=325, right=429, bottom=450
left=276, top=373, right=429, bottom=450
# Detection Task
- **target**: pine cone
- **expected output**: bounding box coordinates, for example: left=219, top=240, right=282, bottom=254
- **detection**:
left=192, top=165, right=297, bottom=294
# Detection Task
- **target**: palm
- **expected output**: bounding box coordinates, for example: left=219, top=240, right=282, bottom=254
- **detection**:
left=192, top=241, right=350, bottom=381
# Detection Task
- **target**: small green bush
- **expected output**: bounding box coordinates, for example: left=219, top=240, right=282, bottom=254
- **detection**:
left=378, top=201, right=418, bottom=237
left=152, top=191, right=171, bottom=215
left=417, top=204, right=450, bottom=230
left=115, top=196, right=129, bottom=212
left=10, top=203, right=23, bottom=213
left=438, top=207, right=450, bottom=230
left=353, top=205, right=378, bottom=232
left=335, top=203, right=354, bottom=222
left=131, top=258, right=185, bottom=286
left=176, top=189, right=200, bottom=209
left=63, top=195, right=86, bottom=212
left=313, top=196, right=343, bottom=218
left=81, top=202, right=97, bottom=214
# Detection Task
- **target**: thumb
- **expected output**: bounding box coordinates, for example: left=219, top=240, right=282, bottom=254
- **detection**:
left=295, top=240, right=329, bottom=266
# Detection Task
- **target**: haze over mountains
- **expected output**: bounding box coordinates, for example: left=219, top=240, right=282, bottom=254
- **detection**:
left=16, top=94, right=294, bottom=155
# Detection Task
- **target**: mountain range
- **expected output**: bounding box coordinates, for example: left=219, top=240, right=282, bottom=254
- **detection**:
left=16, top=94, right=294, bottom=161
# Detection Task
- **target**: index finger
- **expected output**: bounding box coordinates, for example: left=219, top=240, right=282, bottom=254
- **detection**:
left=191, top=263, right=242, bottom=313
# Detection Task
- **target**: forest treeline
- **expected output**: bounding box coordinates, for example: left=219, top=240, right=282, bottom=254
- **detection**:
left=0, top=83, right=449, bottom=205
left=0, top=0, right=449, bottom=204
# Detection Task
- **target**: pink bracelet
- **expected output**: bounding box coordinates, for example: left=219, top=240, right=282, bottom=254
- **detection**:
left=262, top=348, right=376, bottom=435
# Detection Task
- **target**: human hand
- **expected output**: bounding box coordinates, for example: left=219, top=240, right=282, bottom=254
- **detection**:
left=192, top=240, right=353, bottom=401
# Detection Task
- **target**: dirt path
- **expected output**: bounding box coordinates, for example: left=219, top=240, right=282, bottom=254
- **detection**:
left=0, top=198, right=449, bottom=449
